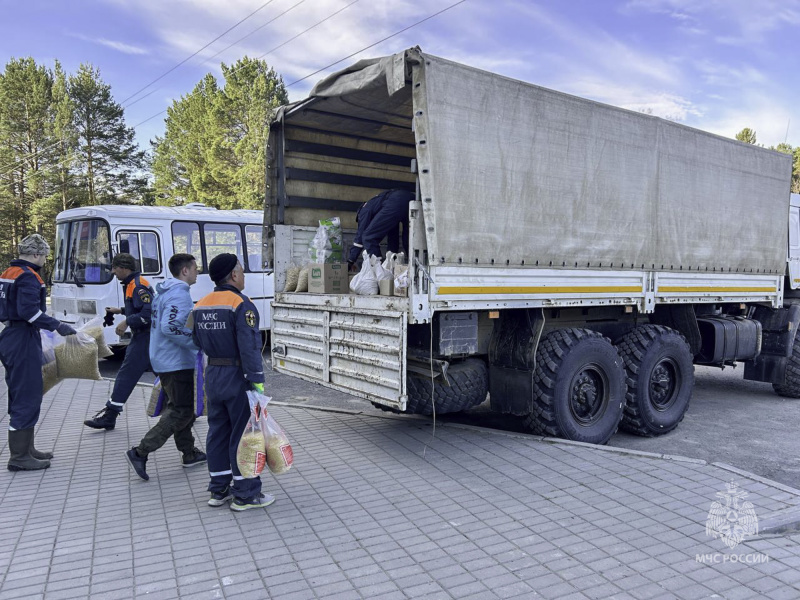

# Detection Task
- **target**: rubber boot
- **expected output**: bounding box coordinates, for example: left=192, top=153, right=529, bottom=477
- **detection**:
left=29, top=432, right=54, bottom=460
left=84, top=407, right=119, bottom=430
left=7, top=429, right=51, bottom=471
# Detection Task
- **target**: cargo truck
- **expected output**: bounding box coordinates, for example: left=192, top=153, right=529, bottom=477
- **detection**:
left=264, top=47, right=799, bottom=444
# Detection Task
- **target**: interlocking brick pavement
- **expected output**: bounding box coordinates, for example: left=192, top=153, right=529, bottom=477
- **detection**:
left=1, top=377, right=800, bottom=599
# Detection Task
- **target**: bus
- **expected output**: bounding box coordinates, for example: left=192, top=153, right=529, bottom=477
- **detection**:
left=49, top=203, right=273, bottom=353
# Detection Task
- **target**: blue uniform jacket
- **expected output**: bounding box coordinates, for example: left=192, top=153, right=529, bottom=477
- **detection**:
left=0, top=259, right=61, bottom=330
left=120, top=272, right=153, bottom=333
left=348, top=189, right=414, bottom=263
left=191, top=284, right=264, bottom=384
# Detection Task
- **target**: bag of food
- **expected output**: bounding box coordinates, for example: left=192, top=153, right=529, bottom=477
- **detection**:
left=375, top=251, right=395, bottom=281
left=257, top=395, right=293, bottom=475
left=283, top=264, right=300, bottom=292
left=41, top=329, right=63, bottom=394
left=79, top=317, right=113, bottom=359
left=295, top=264, right=310, bottom=292
left=54, top=332, right=102, bottom=380
left=147, top=377, right=165, bottom=417
left=350, top=250, right=379, bottom=295
left=308, top=217, right=343, bottom=263
left=236, top=392, right=267, bottom=478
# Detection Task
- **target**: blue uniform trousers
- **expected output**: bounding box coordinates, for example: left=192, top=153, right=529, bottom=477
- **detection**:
left=205, top=365, right=261, bottom=500
left=108, top=332, right=151, bottom=412
left=0, top=324, right=44, bottom=430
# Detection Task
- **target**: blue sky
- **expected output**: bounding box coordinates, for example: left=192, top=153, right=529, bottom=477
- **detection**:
left=3, top=0, right=799, bottom=151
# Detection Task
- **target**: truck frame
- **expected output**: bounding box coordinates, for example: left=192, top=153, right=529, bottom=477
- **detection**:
left=265, top=47, right=799, bottom=444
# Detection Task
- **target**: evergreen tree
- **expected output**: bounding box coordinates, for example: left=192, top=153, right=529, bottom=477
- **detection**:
left=69, top=63, right=147, bottom=205
left=735, top=127, right=758, bottom=145
left=152, top=57, right=288, bottom=209
left=0, top=57, right=54, bottom=261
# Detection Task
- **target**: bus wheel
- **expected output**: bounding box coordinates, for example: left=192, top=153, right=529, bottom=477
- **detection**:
left=524, top=329, right=625, bottom=445
left=616, top=325, right=694, bottom=436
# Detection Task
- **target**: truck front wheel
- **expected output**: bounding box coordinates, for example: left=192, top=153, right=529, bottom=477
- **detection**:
left=523, top=329, right=625, bottom=444
left=616, top=325, right=694, bottom=436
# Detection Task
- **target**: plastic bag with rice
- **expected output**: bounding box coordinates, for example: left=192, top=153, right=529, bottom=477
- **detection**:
left=236, top=392, right=267, bottom=478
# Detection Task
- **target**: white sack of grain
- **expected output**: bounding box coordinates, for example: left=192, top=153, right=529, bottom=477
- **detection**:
left=79, top=317, right=114, bottom=358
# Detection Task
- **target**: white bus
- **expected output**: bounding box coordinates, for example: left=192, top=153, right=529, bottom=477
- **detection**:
left=49, top=204, right=273, bottom=353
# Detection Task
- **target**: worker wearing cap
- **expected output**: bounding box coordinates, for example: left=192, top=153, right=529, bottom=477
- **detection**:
left=84, top=253, right=153, bottom=430
left=347, top=189, right=414, bottom=268
left=192, top=253, right=272, bottom=512
left=0, top=234, right=77, bottom=471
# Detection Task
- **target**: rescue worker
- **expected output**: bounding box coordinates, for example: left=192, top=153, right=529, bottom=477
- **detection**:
left=84, top=253, right=153, bottom=430
left=0, top=234, right=77, bottom=471
left=125, top=253, right=207, bottom=481
left=192, top=253, right=272, bottom=511
left=346, top=188, right=414, bottom=269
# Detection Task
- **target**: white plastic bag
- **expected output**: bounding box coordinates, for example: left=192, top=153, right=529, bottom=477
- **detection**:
left=237, top=392, right=267, bottom=478
left=256, top=395, right=293, bottom=475
left=349, top=250, right=379, bottom=295
left=374, top=251, right=395, bottom=282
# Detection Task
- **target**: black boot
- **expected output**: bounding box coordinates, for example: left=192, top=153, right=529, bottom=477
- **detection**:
left=84, top=407, right=119, bottom=430
left=29, top=432, right=54, bottom=460
left=125, top=448, right=149, bottom=481
left=7, top=429, right=50, bottom=471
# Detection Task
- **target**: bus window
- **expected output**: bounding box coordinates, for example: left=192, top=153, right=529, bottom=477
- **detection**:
left=204, top=223, right=244, bottom=267
left=116, top=231, right=162, bottom=275
left=172, top=222, right=203, bottom=272
left=66, top=220, right=112, bottom=284
left=245, top=225, right=264, bottom=272
left=53, top=221, right=70, bottom=282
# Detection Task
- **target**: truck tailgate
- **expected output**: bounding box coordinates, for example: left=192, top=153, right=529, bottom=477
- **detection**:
left=271, top=293, right=409, bottom=410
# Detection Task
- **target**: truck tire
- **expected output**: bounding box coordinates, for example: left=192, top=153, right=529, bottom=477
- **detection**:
left=616, top=325, right=694, bottom=436
left=372, top=358, right=489, bottom=415
left=773, top=334, right=800, bottom=398
left=523, top=329, right=625, bottom=444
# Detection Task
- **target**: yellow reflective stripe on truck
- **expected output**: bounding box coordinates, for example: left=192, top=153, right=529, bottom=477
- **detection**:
left=658, top=286, right=776, bottom=293
left=436, top=286, right=642, bottom=295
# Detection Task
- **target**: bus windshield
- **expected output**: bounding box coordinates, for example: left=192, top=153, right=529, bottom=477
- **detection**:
left=54, top=219, right=113, bottom=284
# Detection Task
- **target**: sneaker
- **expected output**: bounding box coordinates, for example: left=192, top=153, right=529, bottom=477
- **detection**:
left=125, top=448, right=149, bottom=481
left=230, top=493, right=276, bottom=512
left=84, top=407, right=119, bottom=430
left=208, top=488, right=233, bottom=507
left=182, top=449, right=207, bottom=468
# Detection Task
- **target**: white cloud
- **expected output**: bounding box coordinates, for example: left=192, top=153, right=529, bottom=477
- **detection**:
left=71, top=33, right=149, bottom=55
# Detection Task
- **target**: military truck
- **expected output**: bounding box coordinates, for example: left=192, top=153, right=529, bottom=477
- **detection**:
left=264, top=47, right=798, bottom=444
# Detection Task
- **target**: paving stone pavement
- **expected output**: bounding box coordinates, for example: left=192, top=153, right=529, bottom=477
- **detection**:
left=1, top=377, right=800, bottom=599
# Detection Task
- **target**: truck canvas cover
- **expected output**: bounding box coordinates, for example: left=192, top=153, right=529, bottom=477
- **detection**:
left=271, top=47, right=792, bottom=274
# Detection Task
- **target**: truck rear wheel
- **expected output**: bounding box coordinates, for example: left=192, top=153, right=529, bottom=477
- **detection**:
left=773, top=333, right=800, bottom=398
left=372, top=358, right=489, bottom=415
left=523, top=329, right=625, bottom=444
left=616, top=325, right=694, bottom=436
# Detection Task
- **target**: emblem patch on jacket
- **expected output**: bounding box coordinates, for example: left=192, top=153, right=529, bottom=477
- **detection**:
left=138, top=288, right=152, bottom=303
left=245, top=310, right=257, bottom=328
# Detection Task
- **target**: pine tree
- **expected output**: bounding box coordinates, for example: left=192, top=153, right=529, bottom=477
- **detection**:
left=69, top=63, right=147, bottom=205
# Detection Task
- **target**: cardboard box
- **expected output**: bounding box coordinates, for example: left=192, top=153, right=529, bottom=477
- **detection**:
left=378, top=278, right=394, bottom=296
left=308, top=263, right=347, bottom=294
left=393, top=264, right=409, bottom=297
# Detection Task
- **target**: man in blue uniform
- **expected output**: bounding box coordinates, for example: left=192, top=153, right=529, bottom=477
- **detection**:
left=192, top=253, right=272, bottom=511
left=347, top=189, right=414, bottom=268
left=0, top=234, right=77, bottom=471
left=84, top=253, right=153, bottom=430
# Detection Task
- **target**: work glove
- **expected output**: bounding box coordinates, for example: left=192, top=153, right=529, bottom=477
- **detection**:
left=57, top=322, right=77, bottom=336
left=252, top=382, right=265, bottom=395
left=103, top=309, right=115, bottom=327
